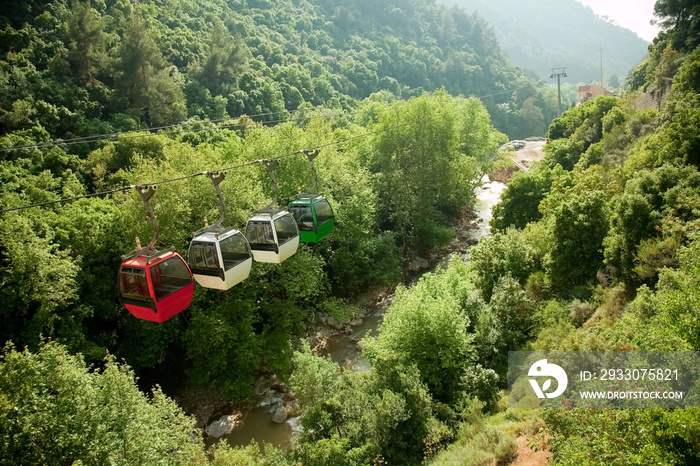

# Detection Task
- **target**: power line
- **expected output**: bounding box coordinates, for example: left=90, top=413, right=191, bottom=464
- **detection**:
left=0, top=88, right=517, bottom=215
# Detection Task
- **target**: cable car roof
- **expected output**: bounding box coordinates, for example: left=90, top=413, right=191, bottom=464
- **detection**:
left=247, top=208, right=292, bottom=222
left=121, top=247, right=178, bottom=266
left=192, top=226, right=243, bottom=241
left=290, top=193, right=326, bottom=203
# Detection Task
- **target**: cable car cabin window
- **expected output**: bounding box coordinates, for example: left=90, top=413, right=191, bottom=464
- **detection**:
left=314, top=199, right=333, bottom=224
left=189, top=242, right=219, bottom=271
left=219, top=234, right=250, bottom=271
left=245, top=221, right=276, bottom=251
left=150, top=256, right=192, bottom=301
left=289, top=205, right=315, bottom=231
left=274, top=214, right=298, bottom=245
left=119, top=267, right=150, bottom=301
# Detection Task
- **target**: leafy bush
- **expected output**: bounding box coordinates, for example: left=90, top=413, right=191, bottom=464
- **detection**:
left=0, top=341, right=206, bottom=465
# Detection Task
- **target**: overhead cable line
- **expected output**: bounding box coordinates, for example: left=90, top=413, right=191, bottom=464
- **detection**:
left=0, top=113, right=441, bottom=214
left=0, top=87, right=517, bottom=215
left=0, top=105, right=331, bottom=153
left=5, top=112, right=343, bottom=153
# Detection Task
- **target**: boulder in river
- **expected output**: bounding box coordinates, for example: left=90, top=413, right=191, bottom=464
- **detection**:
left=407, top=256, right=429, bottom=272
left=205, top=413, right=242, bottom=438
left=272, top=406, right=288, bottom=423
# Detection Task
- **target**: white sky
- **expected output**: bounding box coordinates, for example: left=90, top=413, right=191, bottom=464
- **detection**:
left=576, top=0, right=662, bottom=42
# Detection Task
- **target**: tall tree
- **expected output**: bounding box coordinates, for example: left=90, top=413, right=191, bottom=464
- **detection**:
left=653, top=0, right=700, bottom=48
left=654, top=0, right=697, bottom=31
left=65, top=0, right=107, bottom=85
left=200, top=17, right=247, bottom=97
left=115, top=9, right=186, bottom=126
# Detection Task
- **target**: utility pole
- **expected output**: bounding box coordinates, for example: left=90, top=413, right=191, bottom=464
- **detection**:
left=550, top=67, right=567, bottom=117
left=600, top=45, right=604, bottom=87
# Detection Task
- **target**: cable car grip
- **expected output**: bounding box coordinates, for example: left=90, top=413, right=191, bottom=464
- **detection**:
left=134, top=184, right=159, bottom=251
left=262, top=159, right=280, bottom=210
left=206, top=170, right=227, bottom=228
left=298, top=149, right=320, bottom=193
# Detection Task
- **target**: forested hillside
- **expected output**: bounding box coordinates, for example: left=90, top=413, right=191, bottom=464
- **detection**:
left=0, top=0, right=561, bottom=141
left=440, top=0, right=650, bottom=87
left=3, top=0, right=700, bottom=464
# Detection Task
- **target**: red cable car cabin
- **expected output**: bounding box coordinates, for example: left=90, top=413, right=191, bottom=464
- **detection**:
left=118, top=249, right=194, bottom=323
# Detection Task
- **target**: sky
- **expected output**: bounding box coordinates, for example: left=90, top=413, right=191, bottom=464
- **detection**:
left=576, top=0, right=662, bottom=42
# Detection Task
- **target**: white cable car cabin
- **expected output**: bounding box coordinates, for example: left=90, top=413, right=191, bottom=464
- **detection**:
left=188, top=227, right=253, bottom=290
left=244, top=209, right=299, bottom=263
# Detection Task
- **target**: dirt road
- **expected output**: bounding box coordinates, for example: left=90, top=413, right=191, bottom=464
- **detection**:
left=512, top=139, right=546, bottom=170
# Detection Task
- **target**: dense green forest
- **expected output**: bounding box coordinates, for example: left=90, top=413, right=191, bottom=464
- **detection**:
left=441, top=0, right=650, bottom=88
left=0, top=0, right=562, bottom=141
left=3, top=0, right=700, bottom=464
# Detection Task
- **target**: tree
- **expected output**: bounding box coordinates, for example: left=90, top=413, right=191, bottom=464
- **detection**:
left=517, top=97, right=546, bottom=137
left=475, top=274, right=535, bottom=378
left=289, top=341, right=341, bottom=408
left=0, top=341, right=206, bottom=464
left=0, top=214, right=80, bottom=349
left=603, top=192, right=659, bottom=279
left=199, top=17, right=247, bottom=97
left=542, top=138, right=585, bottom=171
left=491, top=166, right=562, bottom=232
left=64, top=0, right=107, bottom=85
left=114, top=9, right=186, bottom=126
left=653, top=0, right=700, bottom=48
left=468, top=229, right=536, bottom=302
left=362, top=261, right=477, bottom=404
left=548, top=190, right=609, bottom=287
left=297, top=357, right=439, bottom=465
left=368, top=91, right=482, bottom=249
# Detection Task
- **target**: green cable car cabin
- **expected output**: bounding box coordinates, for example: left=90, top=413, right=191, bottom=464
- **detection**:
left=288, top=194, right=335, bottom=243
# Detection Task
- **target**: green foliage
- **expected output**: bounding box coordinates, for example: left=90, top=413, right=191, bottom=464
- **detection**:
left=297, top=357, right=439, bottom=465
left=0, top=212, right=83, bottom=351
left=548, top=190, right=609, bottom=288
left=547, top=97, right=620, bottom=148
left=468, top=229, right=536, bottom=302
left=491, top=165, right=563, bottom=231
left=543, top=137, right=584, bottom=171
left=654, top=236, right=700, bottom=350
left=428, top=398, right=519, bottom=466
left=604, top=164, right=700, bottom=280
left=494, top=23, right=700, bottom=465
left=289, top=341, right=340, bottom=408
left=0, top=0, right=540, bottom=139
left=475, top=275, right=536, bottom=378
left=0, top=89, right=497, bottom=401
left=654, top=0, right=700, bottom=50
left=365, top=91, right=485, bottom=249
left=184, top=300, right=260, bottom=400
left=362, top=260, right=479, bottom=404
left=0, top=341, right=206, bottom=465
left=544, top=408, right=700, bottom=465
left=209, top=440, right=293, bottom=466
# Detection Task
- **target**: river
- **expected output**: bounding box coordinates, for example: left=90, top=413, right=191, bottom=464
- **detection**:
left=219, top=176, right=506, bottom=449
